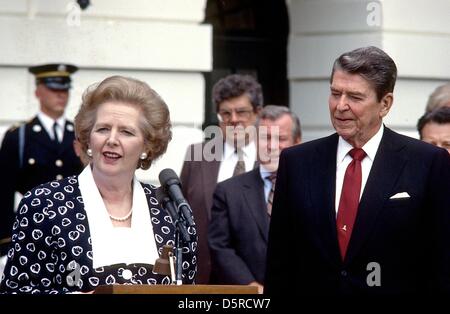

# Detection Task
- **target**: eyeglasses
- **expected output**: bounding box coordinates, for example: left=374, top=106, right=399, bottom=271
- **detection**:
left=217, top=107, right=254, bottom=122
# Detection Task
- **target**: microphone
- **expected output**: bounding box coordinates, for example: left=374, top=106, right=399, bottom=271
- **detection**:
left=159, top=169, right=195, bottom=227
left=155, top=187, right=191, bottom=242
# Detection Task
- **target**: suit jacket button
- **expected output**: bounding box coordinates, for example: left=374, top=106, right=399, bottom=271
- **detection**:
left=341, top=270, right=347, bottom=277
left=56, top=175, right=63, bottom=180
left=55, top=159, right=63, bottom=167
left=28, top=158, right=35, bottom=165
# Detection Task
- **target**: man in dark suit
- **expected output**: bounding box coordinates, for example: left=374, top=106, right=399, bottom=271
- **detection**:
left=180, top=74, right=263, bottom=283
left=265, top=46, right=450, bottom=296
left=0, top=63, right=84, bottom=260
left=208, top=105, right=301, bottom=293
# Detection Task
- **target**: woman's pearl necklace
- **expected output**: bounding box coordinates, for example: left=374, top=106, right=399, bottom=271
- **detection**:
left=109, top=209, right=133, bottom=222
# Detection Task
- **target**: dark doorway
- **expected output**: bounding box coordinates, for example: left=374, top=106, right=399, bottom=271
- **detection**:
left=203, top=0, right=289, bottom=128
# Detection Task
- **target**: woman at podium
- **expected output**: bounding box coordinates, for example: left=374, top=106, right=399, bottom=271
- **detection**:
left=0, top=76, right=197, bottom=293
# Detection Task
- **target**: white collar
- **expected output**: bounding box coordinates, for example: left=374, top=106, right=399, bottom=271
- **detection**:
left=223, top=140, right=256, bottom=160
left=78, top=165, right=158, bottom=268
left=259, top=164, right=273, bottom=179
left=337, top=124, right=384, bottom=164
left=37, top=111, right=66, bottom=130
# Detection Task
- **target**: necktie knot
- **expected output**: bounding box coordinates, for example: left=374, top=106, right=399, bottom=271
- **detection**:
left=266, top=172, right=277, bottom=184
left=236, top=148, right=244, bottom=160
left=233, top=148, right=246, bottom=176
left=349, top=148, right=366, bottom=161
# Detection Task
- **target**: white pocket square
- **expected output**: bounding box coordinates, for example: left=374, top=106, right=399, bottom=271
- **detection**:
left=389, top=192, right=410, bottom=199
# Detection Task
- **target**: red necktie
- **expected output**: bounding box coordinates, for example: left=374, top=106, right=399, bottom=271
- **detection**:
left=336, top=148, right=366, bottom=260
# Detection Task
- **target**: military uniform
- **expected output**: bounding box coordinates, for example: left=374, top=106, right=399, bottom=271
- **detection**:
left=0, top=64, right=83, bottom=255
left=0, top=118, right=83, bottom=251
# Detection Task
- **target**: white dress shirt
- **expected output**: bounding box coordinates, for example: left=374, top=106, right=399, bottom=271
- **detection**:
left=259, top=165, right=274, bottom=203
left=335, top=125, right=384, bottom=215
left=37, top=111, right=66, bottom=142
left=78, top=165, right=159, bottom=268
left=217, top=141, right=257, bottom=183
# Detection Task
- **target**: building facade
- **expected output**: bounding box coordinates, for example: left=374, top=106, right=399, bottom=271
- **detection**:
left=1, top=0, right=449, bottom=184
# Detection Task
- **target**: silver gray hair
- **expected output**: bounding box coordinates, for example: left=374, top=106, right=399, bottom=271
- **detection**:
left=256, top=105, right=301, bottom=141
left=426, top=82, right=450, bottom=113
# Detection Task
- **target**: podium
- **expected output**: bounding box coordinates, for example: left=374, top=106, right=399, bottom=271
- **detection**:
left=94, top=284, right=258, bottom=294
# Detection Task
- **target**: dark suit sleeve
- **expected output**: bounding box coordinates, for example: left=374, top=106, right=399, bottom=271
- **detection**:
left=208, top=183, right=256, bottom=284
left=428, top=148, right=450, bottom=292
left=264, top=150, right=293, bottom=294
left=0, top=129, right=20, bottom=244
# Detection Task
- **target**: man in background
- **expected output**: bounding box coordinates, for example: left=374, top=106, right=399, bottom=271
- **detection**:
left=0, top=64, right=84, bottom=273
left=208, top=105, right=301, bottom=293
left=417, top=106, right=450, bottom=153
left=265, top=46, right=450, bottom=296
left=180, top=74, right=263, bottom=283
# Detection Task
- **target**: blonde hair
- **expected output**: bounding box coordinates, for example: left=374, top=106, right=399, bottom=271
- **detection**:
left=74, top=76, right=172, bottom=170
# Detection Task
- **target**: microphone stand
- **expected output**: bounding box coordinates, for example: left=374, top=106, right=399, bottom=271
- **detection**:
left=160, top=196, right=191, bottom=285
left=174, top=230, right=183, bottom=285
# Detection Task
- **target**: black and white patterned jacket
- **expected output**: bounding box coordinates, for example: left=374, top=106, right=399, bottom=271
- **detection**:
left=0, top=176, right=197, bottom=294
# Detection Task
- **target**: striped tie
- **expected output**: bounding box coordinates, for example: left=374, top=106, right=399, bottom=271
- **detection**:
left=266, top=172, right=277, bottom=216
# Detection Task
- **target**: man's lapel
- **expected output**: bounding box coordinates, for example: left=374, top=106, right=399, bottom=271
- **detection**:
left=59, top=121, right=76, bottom=154
left=201, top=158, right=220, bottom=220
left=345, top=127, right=408, bottom=263
left=311, top=133, right=342, bottom=266
left=243, top=168, right=269, bottom=243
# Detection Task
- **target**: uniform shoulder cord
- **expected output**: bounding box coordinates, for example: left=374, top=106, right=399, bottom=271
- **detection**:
left=19, top=124, right=25, bottom=169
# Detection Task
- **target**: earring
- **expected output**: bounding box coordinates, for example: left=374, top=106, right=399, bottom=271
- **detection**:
left=86, top=148, right=93, bottom=157
left=140, top=152, right=148, bottom=160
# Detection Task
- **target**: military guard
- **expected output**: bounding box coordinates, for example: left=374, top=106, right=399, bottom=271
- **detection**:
left=0, top=64, right=84, bottom=260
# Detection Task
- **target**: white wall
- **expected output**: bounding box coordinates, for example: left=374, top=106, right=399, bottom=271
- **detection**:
left=0, top=0, right=211, bottom=184
left=288, top=0, right=450, bottom=142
